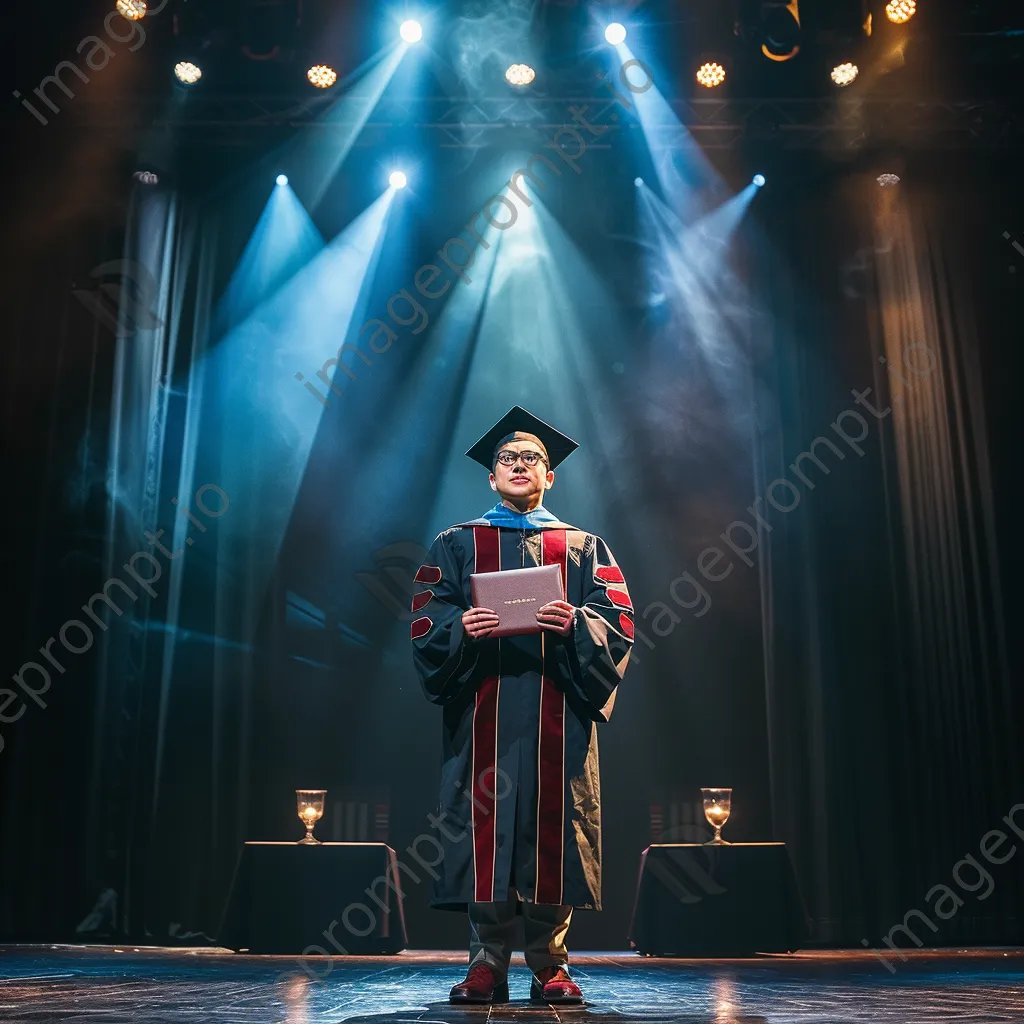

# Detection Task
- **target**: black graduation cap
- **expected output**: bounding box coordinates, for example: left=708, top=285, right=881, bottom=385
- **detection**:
left=465, top=406, right=579, bottom=470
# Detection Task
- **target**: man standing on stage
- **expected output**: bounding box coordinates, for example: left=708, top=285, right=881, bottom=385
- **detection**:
left=410, top=407, right=634, bottom=1005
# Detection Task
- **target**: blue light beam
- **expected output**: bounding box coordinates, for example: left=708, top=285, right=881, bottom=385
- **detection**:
left=613, top=42, right=727, bottom=220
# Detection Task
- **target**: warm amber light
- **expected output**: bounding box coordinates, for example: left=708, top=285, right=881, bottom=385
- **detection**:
left=831, top=62, right=859, bottom=86
left=701, top=787, right=733, bottom=845
left=885, top=0, right=916, bottom=24
left=705, top=803, right=729, bottom=826
left=307, top=64, right=338, bottom=89
left=696, top=62, right=726, bottom=88
left=296, top=789, right=326, bottom=844
left=505, top=64, right=536, bottom=86
left=116, top=0, right=146, bottom=20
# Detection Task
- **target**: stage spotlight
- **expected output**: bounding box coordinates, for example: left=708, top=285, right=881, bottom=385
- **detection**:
left=696, top=62, right=726, bottom=88
left=885, top=0, right=916, bottom=23
left=877, top=173, right=901, bottom=187
left=174, top=61, right=202, bottom=85
left=831, top=62, right=859, bottom=86
left=605, top=23, right=626, bottom=45
left=400, top=20, right=422, bottom=43
left=634, top=177, right=643, bottom=187
left=505, top=63, right=536, bottom=86
left=116, top=0, right=146, bottom=20
left=389, top=171, right=407, bottom=190
left=753, top=174, right=766, bottom=187
left=307, top=64, right=338, bottom=89
left=276, top=174, right=289, bottom=186
left=504, top=63, right=535, bottom=86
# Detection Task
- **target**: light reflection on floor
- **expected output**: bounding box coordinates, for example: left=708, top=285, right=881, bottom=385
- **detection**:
left=0, top=947, right=1021, bottom=1023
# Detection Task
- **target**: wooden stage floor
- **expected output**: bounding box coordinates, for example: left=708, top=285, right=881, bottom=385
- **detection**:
left=0, top=946, right=1022, bottom=1023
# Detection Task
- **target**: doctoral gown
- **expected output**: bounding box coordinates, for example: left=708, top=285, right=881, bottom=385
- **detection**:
left=410, top=503, right=633, bottom=910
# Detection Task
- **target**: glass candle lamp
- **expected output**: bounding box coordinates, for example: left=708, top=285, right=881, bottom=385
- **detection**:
left=295, top=790, right=326, bottom=845
left=700, top=787, right=732, bottom=845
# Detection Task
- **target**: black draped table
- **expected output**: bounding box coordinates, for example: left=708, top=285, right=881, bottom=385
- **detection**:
left=219, top=842, right=407, bottom=954
left=628, top=842, right=807, bottom=956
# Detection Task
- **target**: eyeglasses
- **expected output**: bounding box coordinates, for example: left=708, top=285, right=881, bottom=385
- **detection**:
left=494, top=449, right=547, bottom=468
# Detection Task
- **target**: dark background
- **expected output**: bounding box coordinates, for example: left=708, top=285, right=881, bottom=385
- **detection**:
left=0, top=0, right=1022, bottom=952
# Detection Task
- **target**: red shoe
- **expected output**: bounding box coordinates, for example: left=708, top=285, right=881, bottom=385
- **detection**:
left=530, top=965, right=584, bottom=1004
left=449, top=963, right=510, bottom=1004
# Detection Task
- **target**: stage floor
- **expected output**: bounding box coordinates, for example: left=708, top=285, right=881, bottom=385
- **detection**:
left=0, top=946, right=1022, bottom=1023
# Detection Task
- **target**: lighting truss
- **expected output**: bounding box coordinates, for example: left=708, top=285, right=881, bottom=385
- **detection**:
left=72, top=95, right=1024, bottom=150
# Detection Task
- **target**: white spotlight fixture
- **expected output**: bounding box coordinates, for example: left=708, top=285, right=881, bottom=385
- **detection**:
left=307, top=64, right=338, bottom=89
left=276, top=174, right=289, bottom=187
left=877, top=173, right=901, bottom=187
left=605, top=23, right=626, bottom=45
left=174, top=61, right=203, bottom=85
left=753, top=174, right=766, bottom=187
left=389, top=171, right=408, bottom=190
left=116, top=0, right=146, bottom=20
left=505, top=63, right=536, bottom=86
left=400, top=20, right=422, bottom=43
left=634, top=177, right=643, bottom=187
left=831, top=62, right=859, bottom=86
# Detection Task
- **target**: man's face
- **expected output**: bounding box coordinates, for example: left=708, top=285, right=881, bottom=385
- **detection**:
left=489, top=438, right=555, bottom=509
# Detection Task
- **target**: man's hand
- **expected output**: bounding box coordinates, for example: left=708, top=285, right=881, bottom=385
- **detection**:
left=537, top=600, right=576, bottom=636
left=462, top=606, right=500, bottom=640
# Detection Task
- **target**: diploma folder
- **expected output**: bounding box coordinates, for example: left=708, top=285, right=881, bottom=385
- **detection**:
left=469, top=564, right=564, bottom=638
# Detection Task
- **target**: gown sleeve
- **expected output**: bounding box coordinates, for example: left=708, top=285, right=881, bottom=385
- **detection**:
left=409, top=530, right=482, bottom=706
left=558, top=534, right=634, bottom=723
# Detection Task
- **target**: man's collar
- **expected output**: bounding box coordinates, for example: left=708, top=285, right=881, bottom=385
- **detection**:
left=451, top=502, right=577, bottom=531
left=479, top=502, right=564, bottom=529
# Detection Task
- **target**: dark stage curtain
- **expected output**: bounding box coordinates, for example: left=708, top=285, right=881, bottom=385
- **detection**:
left=755, top=159, right=1023, bottom=945
left=0, top=178, right=239, bottom=942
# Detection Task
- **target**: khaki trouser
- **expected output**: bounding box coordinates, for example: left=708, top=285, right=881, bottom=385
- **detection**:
left=468, top=894, right=573, bottom=979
